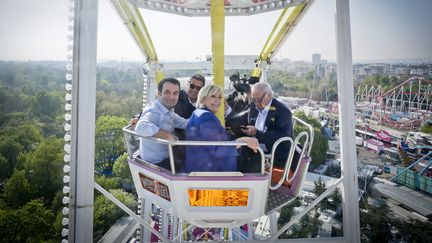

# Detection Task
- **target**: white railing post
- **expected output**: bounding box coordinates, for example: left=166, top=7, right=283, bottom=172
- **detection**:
left=335, top=0, right=361, bottom=242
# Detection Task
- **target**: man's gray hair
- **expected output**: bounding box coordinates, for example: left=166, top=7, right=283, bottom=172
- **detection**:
left=252, top=82, right=274, bottom=97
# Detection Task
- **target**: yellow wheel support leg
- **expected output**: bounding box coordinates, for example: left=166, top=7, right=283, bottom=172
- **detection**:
left=211, top=0, right=225, bottom=123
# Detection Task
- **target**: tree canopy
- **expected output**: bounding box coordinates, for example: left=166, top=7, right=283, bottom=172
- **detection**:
left=22, top=137, right=64, bottom=205
left=95, top=115, right=128, bottom=172
left=293, top=111, right=329, bottom=167
left=0, top=61, right=142, bottom=241
left=0, top=200, right=55, bottom=242
left=93, top=189, right=137, bottom=240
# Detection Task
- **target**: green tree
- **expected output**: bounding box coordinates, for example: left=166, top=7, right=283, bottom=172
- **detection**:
left=293, top=111, right=329, bottom=166
left=312, top=177, right=332, bottom=211
left=0, top=200, right=55, bottom=242
left=389, top=76, right=399, bottom=86
left=288, top=211, right=323, bottom=238
left=4, top=123, right=43, bottom=151
left=93, top=189, right=137, bottom=240
left=360, top=202, right=392, bottom=242
left=96, top=91, right=141, bottom=118
left=312, top=177, right=326, bottom=195
left=52, top=210, right=65, bottom=241
left=0, top=155, right=8, bottom=182
left=0, top=138, right=23, bottom=182
left=277, top=197, right=302, bottom=228
left=95, top=175, right=120, bottom=191
left=420, top=122, right=432, bottom=134
left=0, top=84, right=29, bottom=116
left=393, top=219, right=432, bottom=242
left=0, top=123, right=43, bottom=181
left=113, top=153, right=134, bottom=189
left=22, top=137, right=63, bottom=205
left=329, top=187, right=342, bottom=212
left=31, top=91, right=62, bottom=122
left=95, top=116, right=128, bottom=171
left=3, top=170, right=32, bottom=208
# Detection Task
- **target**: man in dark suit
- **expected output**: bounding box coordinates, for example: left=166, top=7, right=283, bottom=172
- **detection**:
left=174, top=74, right=206, bottom=119
left=237, top=82, right=293, bottom=173
left=173, top=74, right=205, bottom=140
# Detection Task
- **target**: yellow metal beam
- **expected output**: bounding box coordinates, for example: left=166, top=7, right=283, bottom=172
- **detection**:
left=111, top=0, right=158, bottom=61
left=258, top=1, right=313, bottom=64
left=111, top=0, right=164, bottom=82
left=211, top=0, right=225, bottom=123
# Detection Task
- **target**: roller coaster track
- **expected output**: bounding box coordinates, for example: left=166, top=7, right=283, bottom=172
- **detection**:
left=356, top=76, right=432, bottom=129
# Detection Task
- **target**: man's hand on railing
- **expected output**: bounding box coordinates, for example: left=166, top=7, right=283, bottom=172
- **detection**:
left=129, top=117, right=139, bottom=129
left=153, top=129, right=178, bottom=141
left=237, top=137, right=259, bottom=153
left=166, top=134, right=179, bottom=142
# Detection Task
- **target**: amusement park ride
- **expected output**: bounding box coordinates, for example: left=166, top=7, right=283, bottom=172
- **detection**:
left=64, top=0, right=360, bottom=242
left=356, top=76, right=432, bottom=130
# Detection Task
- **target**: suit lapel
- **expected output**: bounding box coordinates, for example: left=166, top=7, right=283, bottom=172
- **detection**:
left=265, top=99, right=278, bottom=127
left=249, top=99, right=278, bottom=127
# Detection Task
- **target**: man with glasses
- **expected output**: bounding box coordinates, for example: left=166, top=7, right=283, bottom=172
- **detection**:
left=237, top=82, right=293, bottom=173
left=174, top=74, right=206, bottom=119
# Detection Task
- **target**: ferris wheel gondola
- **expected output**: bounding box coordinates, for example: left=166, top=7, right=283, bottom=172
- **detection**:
left=64, top=0, right=362, bottom=241
left=111, top=0, right=315, bottom=240
left=121, top=114, right=313, bottom=241
left=122, top=114, right=313, bottom=229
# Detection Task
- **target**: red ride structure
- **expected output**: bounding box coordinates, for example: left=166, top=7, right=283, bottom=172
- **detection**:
left=356, top=76, right=432, bottom=130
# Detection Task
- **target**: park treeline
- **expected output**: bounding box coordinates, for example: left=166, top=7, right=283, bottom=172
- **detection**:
left=0, top=61, right=142, bottom=242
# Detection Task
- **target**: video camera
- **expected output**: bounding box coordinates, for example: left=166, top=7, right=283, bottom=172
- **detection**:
left=229, top=72, right=250, bottom=94
left=228, top=68, right=261, bottom=94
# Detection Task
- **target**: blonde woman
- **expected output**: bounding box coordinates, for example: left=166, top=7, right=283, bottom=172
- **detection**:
left=183, top=84, right=259, bottom=172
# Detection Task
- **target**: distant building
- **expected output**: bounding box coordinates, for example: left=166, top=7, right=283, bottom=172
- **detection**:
left=372, top=181, right=432, bottom=222
left=287, top=60, right=313, bottom=77
left=320, top=59, right=328, bottom=67
left=369, top=64, right=386, bottom=75
left=325, top=63, right=337, bottom=81
left=271, top=58, right=291, bottom=70
left=395, top=67, right=410, bottom=75
left=279, top=96, right=308, bottom=110
left=358, top=65, right=370, bottom=76
left=410, top=68, right=427, bottom=76
left=312, top=53, right=321, bottom=67
left=318, top=65, right=326, bottom=79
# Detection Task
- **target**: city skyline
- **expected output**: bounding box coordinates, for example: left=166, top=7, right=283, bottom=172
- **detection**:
left=0, top=0, right=431, bottom=62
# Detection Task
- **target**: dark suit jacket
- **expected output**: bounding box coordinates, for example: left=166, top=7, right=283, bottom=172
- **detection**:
left=248, top=98, right=293, bottom=167
left=173, top=90, right=196, bottom=140
left=174, top=90, right=196, bottom=119
left=249, top=98, right=292, bottom=143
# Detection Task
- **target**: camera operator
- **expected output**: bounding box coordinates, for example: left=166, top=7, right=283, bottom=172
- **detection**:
left=226, top=72, right=252, bottom=113
left=225, top=71, right=260, bottom=138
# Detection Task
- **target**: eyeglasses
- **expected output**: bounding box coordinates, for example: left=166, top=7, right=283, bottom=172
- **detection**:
left=189, top=83, right=203, bottom=91
left=250, top=92, right=266, bottom=103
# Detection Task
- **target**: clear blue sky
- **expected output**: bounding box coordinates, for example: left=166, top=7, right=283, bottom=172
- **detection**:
left=0, top=0, right=431, bottom=62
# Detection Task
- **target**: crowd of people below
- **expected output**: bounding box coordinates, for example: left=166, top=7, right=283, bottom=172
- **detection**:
left=132, top=74, right=295, bottom=174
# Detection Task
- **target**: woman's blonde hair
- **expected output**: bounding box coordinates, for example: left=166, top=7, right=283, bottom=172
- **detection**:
left=197, top=84, right=222, bottom=109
